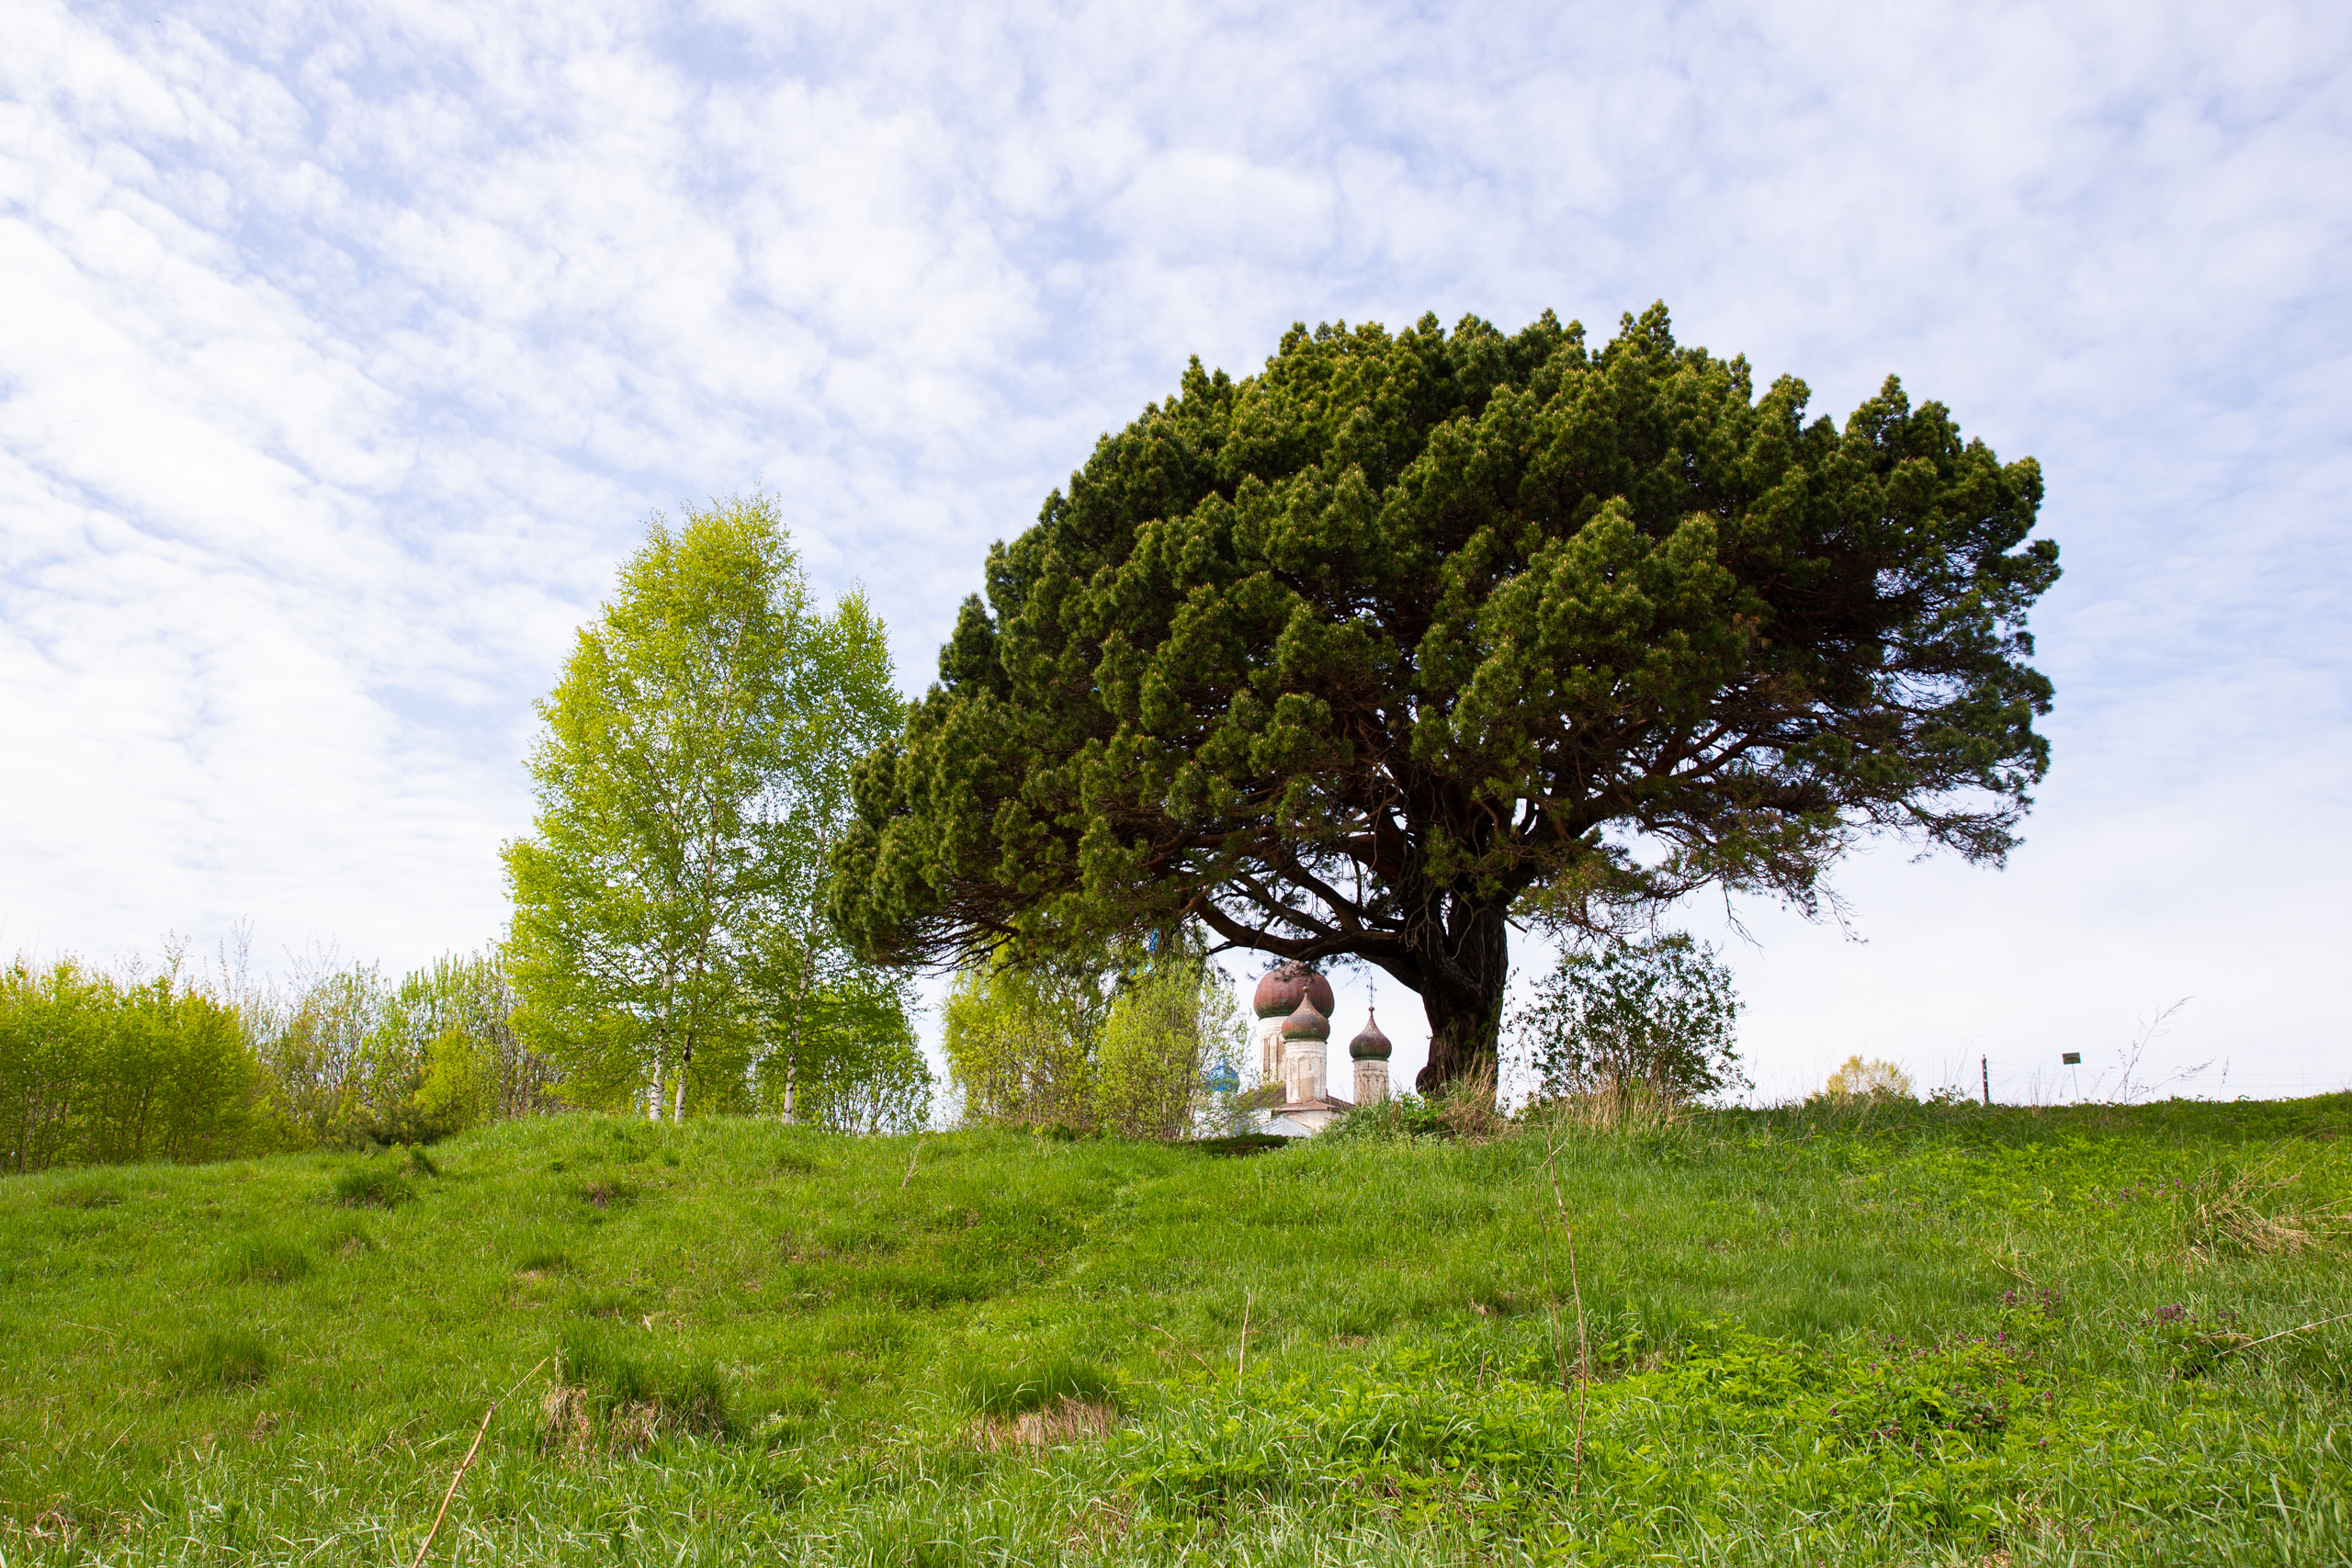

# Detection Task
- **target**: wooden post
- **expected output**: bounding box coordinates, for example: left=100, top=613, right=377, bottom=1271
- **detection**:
left=1981, top=1055, right=1990, bottom=1108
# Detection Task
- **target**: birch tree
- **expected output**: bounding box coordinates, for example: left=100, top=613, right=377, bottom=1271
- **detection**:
left=504, top=495, right=910, bottom=1122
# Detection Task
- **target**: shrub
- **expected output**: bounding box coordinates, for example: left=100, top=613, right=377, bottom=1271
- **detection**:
left=1512, top=935, right=1747, bottom=1106
left=330, top=1166, right=414, bottom=1208
left=1822, top=1055, right=1917, bottom=1102
left=942, top=945, right=1237, bottom=1138
left=163, top=1328, right=270, bottom=1388
left=219, top=1238, right=311, bottom=1284
left=1323, top=1094, right=1452, bottom=1144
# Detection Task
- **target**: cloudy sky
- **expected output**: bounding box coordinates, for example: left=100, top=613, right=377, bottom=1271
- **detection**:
left=6, top=0, right=2347, bottom=1104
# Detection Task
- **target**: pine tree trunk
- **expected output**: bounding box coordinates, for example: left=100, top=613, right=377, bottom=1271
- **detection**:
left=1413, top=903, right=1510, bottom=1104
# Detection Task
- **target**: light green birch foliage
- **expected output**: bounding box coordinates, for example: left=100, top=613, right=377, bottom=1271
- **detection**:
left=944, top=950, right=1236, bottom=1137
left=503, top=495, right=916, bottom=1122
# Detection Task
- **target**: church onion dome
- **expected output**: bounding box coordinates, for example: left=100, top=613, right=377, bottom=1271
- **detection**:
left=1252, top=962, right=1335, bottom=1020
left=1279, top=997, right=1330, bottom=1043
left=1349, top=1010, right=1393, bottom=1061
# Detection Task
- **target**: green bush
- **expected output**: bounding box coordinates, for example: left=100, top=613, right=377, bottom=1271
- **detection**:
left=163, top=1328, right=270, bottom=1388
left=1321, top=1094, right=1452, bottom=1143
left=1, top=958, right=267, bottom=1174
left=1511, top=932, right=1747, bottom=1104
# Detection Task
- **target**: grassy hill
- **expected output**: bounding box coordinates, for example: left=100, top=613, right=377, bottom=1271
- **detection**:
left=3, top=1097, right=2348, bottom=1565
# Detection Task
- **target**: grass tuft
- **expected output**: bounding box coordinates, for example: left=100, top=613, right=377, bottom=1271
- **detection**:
left=2185, top=1161, right=2351, bottom=1258
left=219, top=1237, right=311, bottom=1284
left=514, top=1242, right=571, bottom=1275
left=571, top=1287, right=642, bottom=1319
left=1192, top=1133, right=1290, bottom=1157
left=162, top=1328, right=270, bottom=1388
left=330, top=1166, right=414, bottom=1209
left=49, top=1181, right=124, bottom=1210
left=320, top=1215, right=374, bottom=1255
left=578, top=1178, right=637, bottom=1210
left=955, top=1355, right=1117, bottom=1418
left=549, top=1321, right=729, bottom=1446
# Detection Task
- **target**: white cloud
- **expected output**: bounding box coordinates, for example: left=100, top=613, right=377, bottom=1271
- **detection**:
left=2, top=0, right=2346, bottom=1100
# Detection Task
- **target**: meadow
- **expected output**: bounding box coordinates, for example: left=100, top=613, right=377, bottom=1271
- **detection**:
left=2, top=1095, right=2346, bottom=1565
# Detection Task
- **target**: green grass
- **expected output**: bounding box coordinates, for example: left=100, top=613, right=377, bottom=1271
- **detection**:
left=216, top=1236, right=311, bottom=1284
left=328, top=1162, right=414, bottom=1208
left=954, top=1354, right=1118, bottom=1417
left=159, top=1327, right=271, bottom=1389
left=1, top=1097, right=2347, bottom=1563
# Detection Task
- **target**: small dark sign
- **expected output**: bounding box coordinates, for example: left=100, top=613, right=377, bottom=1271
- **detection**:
left=2061, top=1052, right=2082, bottom=1066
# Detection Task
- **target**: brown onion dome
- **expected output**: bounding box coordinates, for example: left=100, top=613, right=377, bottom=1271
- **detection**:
left=1349, top=1010, right=1393, bottom=1061
left=1251, top=962, right=1335, bottom=1020
left=1279, top=997, right=1330, bottom=1043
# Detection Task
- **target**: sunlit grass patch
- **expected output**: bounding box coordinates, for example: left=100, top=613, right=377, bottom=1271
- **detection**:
left=1, top=1100, right=2347, bottom=1565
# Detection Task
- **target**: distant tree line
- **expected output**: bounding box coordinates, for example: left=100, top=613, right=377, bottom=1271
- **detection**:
left=0, top=942, right=557, bottom=1175
left=3, top=496, right=944, bottom=1177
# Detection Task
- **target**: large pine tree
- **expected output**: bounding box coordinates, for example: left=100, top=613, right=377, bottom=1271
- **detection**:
left=827, top=308, right=2060, bottom=1098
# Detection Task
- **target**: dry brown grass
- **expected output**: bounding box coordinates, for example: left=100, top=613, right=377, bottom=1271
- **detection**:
left=537, top=1383, right=679, bottom=1456
left=1432, top=1065, right=1510, bottom=1140
left=2185, top=1159, right=2352, bottom=1262
left=970, top=1396, right=1119, bottom=1450
left=1521, top=1080, right=1687, bottom=1137
left=537, top=1383, right=597, bottom=1454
